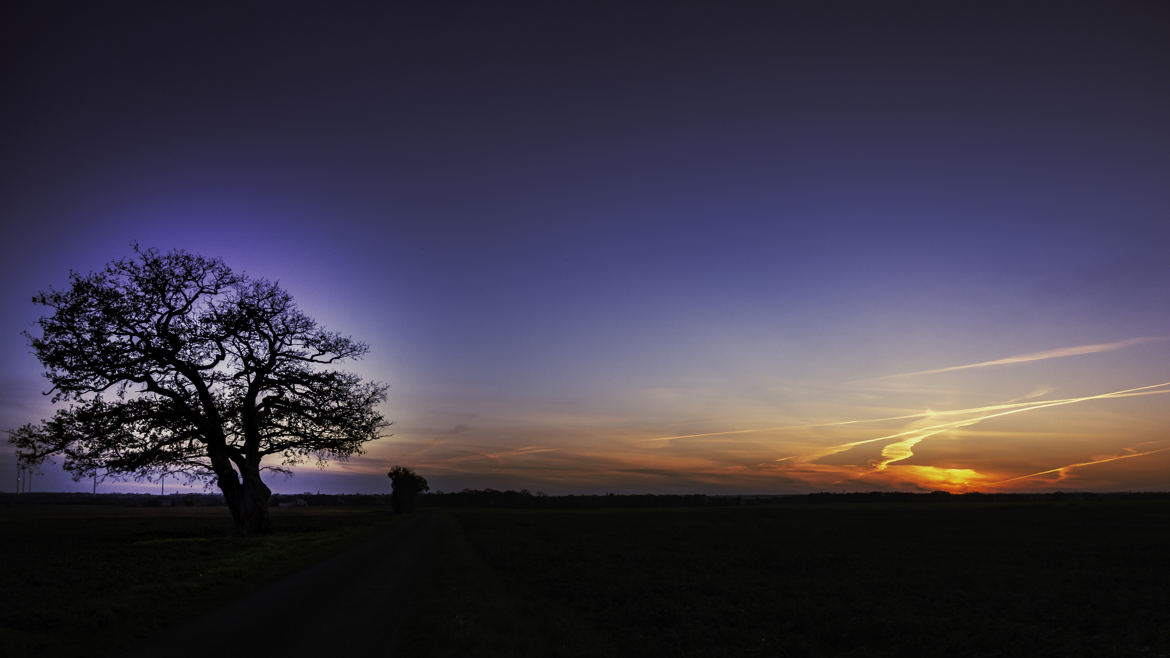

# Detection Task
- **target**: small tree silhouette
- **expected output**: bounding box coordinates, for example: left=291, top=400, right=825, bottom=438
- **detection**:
left=387, top=466, right=429, bottom=513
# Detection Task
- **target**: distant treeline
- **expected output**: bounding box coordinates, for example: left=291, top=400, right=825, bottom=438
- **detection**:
left=4, top=489, right=1170, bottom=509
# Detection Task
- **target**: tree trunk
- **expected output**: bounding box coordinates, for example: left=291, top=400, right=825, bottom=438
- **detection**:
left=218, top=468, right=272, bottom=536
left=238, top=472, right=272, bottom=536
left=217, top=470, right=245, bottom=534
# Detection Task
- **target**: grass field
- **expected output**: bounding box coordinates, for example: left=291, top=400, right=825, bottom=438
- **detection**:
left=394, top=511, right=601, bottom=658
left=0, top=504, right=398, bottom=658
left=446, top=500, right=1170, bottom=657
left=5, top=499, right=1170, bottom=657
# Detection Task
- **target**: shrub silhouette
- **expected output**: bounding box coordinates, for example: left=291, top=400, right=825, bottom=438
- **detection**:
left=387, top=466, right=429, bottom=513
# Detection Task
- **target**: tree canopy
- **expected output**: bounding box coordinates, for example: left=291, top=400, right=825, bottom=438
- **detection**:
left=9, top=246, right=387, bottom=535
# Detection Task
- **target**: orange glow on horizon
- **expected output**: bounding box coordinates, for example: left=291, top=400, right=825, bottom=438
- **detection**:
left=893, top=465, right=987, bottom=492
left=757, top=381, right=1170, bottom=492
left=339, top=377, right=1170, bottom=494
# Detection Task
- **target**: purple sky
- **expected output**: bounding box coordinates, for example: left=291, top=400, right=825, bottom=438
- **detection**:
left=2, top=1, right=1169, bottom=494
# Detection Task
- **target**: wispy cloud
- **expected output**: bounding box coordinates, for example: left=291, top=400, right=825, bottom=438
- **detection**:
left=1022, top=386, right=1054, bottom=400
left=415, top=445, right=560, bottom=468
left=881, top=336, right=1166, bottom=379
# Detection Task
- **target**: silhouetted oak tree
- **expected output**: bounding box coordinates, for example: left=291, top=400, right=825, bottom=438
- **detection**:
left=8, top=247, right=387, bottom=535
left=387, top=466, right=429, bottom=513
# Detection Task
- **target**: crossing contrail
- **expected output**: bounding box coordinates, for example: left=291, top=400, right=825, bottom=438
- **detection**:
left=775, top=381, right=1170, bottom=466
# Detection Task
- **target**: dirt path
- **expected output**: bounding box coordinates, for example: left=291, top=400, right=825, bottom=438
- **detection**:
left=119, top=511, right=440, bottom=658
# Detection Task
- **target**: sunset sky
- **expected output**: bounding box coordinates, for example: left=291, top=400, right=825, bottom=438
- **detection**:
left=2, top=1, right=1168, bottom=494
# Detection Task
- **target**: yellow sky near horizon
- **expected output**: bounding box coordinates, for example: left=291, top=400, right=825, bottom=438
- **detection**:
left=326, top=336, right=1170, bottom=494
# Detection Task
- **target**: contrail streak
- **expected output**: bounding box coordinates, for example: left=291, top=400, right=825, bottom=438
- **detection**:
left=482, top=446, right=559, bottom=459
left=648, top=406, right=1055, bottom=442
left=417, top=445, right=559, bottom=466
left=777, top=381, right=1170, bottom=464
left=990, top=446, right=1170, bottom=485
left=650, top=381, right=1170, bottom=443
left=882, top=336, right=1166, bottom=378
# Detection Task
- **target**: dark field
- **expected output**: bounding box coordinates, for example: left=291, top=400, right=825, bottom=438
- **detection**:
left=0, top=504, right=397, bottom=657
left=438, top=500, right=1170, bottom=657
left=4, top=499, right=1170, bottom=657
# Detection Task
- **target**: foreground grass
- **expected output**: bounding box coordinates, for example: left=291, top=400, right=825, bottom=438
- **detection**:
left=453, top=501, right=1170, bottom=657
left=0, top=504, right=397, bottom=657
left=396, top=511, right=606, bottom=657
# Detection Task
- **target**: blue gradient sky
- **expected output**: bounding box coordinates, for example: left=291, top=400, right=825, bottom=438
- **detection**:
left=2, top=1, right=1169, bottom=494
